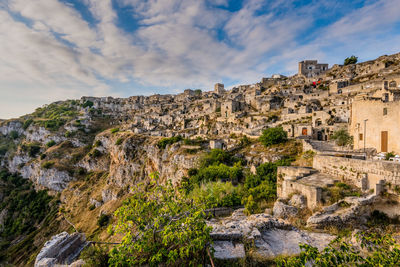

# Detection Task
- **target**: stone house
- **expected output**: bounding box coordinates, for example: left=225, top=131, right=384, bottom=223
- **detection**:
left=214, top=83, right=225, bottom=94
left=298, top=60, right=329, bottom=78
left=350, top=98, right=400, bottom=153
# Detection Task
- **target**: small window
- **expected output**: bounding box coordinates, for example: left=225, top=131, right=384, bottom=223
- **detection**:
left=359, top=133, right=363, bottom=141
left=383, top=108, right=388, bottom=115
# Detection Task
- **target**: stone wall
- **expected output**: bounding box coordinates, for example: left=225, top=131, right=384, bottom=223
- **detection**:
left=313, top=154, right=400, bottom=192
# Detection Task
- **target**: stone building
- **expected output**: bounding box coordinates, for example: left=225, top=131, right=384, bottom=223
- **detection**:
left=298, top=60, right=329, bottom=78
left=350, top=98, right=400, bottom=153
left=214, top=83, right=225, bottom=94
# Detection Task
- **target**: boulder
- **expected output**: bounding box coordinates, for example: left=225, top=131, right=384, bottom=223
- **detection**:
left=35, top=232, right=87, bottom=267
left=289, top=194, right=307, bottom=208
left=307, top=195, right=376, bottom=229
left=273, top=200, right=298, bottom=219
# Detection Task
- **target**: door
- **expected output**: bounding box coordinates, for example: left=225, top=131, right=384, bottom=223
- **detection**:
left=302, top=127, right=308, bottom=136
left=381, top=131, right=388, bottom=152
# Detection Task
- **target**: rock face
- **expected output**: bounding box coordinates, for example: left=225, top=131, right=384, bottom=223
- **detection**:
left=307, top=195, right=376, bottom=229
left=208, top=209, right=335, bottom=261
left=273, top=199, right=298, bottom=219
left=35, top=232, right=86, bottom=267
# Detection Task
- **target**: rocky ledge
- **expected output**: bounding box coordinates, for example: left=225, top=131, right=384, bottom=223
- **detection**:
left=208, top=209, right=335, bottom=262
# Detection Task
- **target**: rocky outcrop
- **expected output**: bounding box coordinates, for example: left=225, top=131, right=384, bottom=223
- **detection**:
left=20, top=163, right=73, bottom=191
left=208, top=209, right=335, bottom=261
left=273, top=199, right=298, bottom=219
left=307, top=195, right=376, bottom=229
left=35, top=232, right=86, bottom=267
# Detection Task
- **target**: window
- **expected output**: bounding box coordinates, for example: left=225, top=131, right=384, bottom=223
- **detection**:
left=383, top=108, right=388, bottom=115
left=359, top=133, right=363, bottom=141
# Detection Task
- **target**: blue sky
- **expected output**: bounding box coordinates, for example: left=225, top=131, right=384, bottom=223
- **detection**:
left=0, top=0, right=400, bottom=118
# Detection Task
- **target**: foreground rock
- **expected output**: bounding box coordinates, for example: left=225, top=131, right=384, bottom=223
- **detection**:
left=307, top=195, right=376, bottom=229
left=208, top=209, right=335, bottom=262
left=273, top=199, right=298, bottom=219
left=35, top=232, right=86, bottom=267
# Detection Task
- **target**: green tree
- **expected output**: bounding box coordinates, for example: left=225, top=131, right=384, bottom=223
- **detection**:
left=344, top=55, right=358, bottom=65
left=331, top=129, right=353, bottom=146
left=259, top=127, right=288, bottom=147
left=108, top=173, right=212, bottom=266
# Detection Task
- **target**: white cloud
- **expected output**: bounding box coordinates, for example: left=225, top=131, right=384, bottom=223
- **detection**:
left=0, top=0, right=399, bottom=118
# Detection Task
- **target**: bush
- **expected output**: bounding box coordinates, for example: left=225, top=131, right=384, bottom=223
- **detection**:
left=22, top=119, right=33, bottom=130
left=344, top=55, right=358, bottom=65
left=97, top=214, right=109, bottom=227
left=259, top=127, right=288, bottom=147
left=199, top=149, right=235, bottom=168
left=110, top=128, right=119, bottom=134
left=91, top=149, right=102, bottom=158
left=385, top=151, right=396, bottom=160
left=46, top=140, right=56, bottom=147
left=93, top=140, right=102, bottom=147
left=188, top=181, right=244, bottom=208
left=41, top=161, right=55, bottom=169
left=80, top=245, right=109, bottom=267
left=82, top=100, right=94, bottom=108
left=115, top=138, right=123, bottom=145
left=190, top=162, right=243, bottom=185
left=157, top=136, right=182, bottom=149
left=21, top=143, right=41, bottom=157
left=331, top=129, right=353, bottom=146
left=9, top=130, right=19, bottom=140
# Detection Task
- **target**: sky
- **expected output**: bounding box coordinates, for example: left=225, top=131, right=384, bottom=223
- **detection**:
left=1, top=0, right=400, bottom=119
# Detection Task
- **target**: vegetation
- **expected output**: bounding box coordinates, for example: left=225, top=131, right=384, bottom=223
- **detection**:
left=259, top=127, right=288, bottom=147
left=0, top=170, right=54, bottom=262
left=276, top=232, right=400, bottom=266
left=41, top=161, right=55, bottom=169
left=97, top=214, right=110, bottom=227
left=21, top=142, right=41, bottom=157
left=46, top=140, right=56, bottom=147
left=9, top=130, right=19, bottom=140
left=243, top=158, right=292, bottom=214
left=110, top=128, right=119, bottom=134
left=31, top=102, right=79, bottom=131
left=344, top=55, right=358, bottom=65
left=80, top=245, right=109, bottom=267
left=189, top=181, right=244, bottom=208
left=83, top=100, right=94, bottom=108
left=157, top=135, right=183, bottom=149
left=325, top=181, right=361, bottom=204
left=385, top=151, right=396, bottom=160
left=108, top=173, right=212, bottom=266
left=115, top=138, right=123, bottom=145
left=331, top=129, right=353, bottom=146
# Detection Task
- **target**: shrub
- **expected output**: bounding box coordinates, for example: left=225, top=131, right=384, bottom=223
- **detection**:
left=41, top=161, right=55, bottom=169
left=115, top=138, right=123, bottom=145
left=93, top=140, right=102, bottom=147
left=82, top=100, right=94, bottom=108
left=21, top=143, right=41, bottom=157
left=331, top=129, right=353, bottom=146
left=64, top=131, right=72, bottom=137
left=40, top=154, right=46, bottom=160
left=89, top=204, right=96, bottom=211
left=110, top=128, right=119, bottom=134
left=385, top=151, right=396, bottom=160
left=9, top=131, right=19, bottom=140
left=157, top=136, right=182, bottom=149
left=46, top=140, right=56, bottom=148
left=97, top=214, right=110, bottom=227
left=188, top=181, right=244, bottom=208
left=259, top=127, right=288, bottom=147
left=199, top=149, right=234, bottom=168
left=91, top=149, right=102, bottom=158
left=80, top=245, right=109, bottom=267
left=190, top=162, right=243, bottom=185
left=344, top=55, right=358, bottom=65
left=22, top=119, right=33, bottom=130
left=244, top=195, right=258, bottom=215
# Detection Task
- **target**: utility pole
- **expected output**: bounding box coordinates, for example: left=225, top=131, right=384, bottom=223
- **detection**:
left=364, top=119, right=368, bottom=154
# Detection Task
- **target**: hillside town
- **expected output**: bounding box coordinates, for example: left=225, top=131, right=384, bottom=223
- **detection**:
left=2, top=52, right=400, bottom=266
